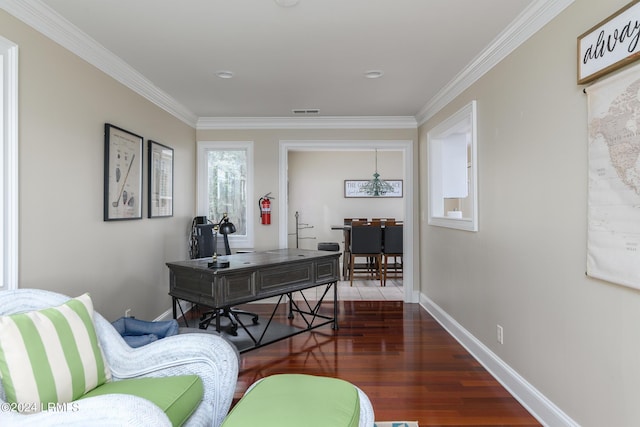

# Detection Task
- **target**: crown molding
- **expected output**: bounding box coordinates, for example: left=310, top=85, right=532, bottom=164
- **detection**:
left=415, top=0, right=575, bottom=126
left=2, top=0, right=572, bottom=130
left=197, top=116, right=417, bottom=130
left=0, top=0, right=198, bottom=127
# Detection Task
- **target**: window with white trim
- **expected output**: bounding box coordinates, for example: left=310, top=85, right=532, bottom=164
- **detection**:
left=427, top=100, right=478, bottom=232
left=196, top=141, right=254, bottom=248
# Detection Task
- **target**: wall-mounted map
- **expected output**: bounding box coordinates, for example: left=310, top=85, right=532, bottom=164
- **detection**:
left=586, top=62, right=640, bottom=289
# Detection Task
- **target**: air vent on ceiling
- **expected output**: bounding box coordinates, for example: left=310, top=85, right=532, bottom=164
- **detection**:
left=292, top=109, right=320, bottom=115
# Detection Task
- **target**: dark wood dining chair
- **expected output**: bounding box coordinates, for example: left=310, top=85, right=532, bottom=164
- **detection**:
left=349, top=221, right=383, bottom=286
left=372, top=218, right=395, bottom=225
left=342, top=218, right=368, bottom=280
left=382, top=224, right=403, bottom=286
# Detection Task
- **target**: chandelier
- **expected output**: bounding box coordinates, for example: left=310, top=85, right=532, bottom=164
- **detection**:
left=360, top=149, right=394, bottom=196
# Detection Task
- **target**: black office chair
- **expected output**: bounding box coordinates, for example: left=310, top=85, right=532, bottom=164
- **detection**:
left=190, top=215, right=259, bottom=335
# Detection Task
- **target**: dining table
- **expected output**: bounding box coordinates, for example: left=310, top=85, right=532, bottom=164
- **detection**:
left=330, top=220, right=402, bottom=280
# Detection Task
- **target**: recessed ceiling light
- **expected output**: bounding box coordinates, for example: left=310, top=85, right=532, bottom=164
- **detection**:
left=364, top=70, right=384, bottom=79
left=216, top=70, right=234, bottom=79
left=275, top=0, right=300, bottom=7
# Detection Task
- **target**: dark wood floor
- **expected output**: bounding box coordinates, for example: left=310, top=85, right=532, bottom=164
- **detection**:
left=187, top=301, right=541, bottom=426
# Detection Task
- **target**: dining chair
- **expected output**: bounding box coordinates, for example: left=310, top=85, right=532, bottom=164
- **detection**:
left=349, top=221, right=383, bottom=286
left=344, top=218, right=368, bottom=223
left=372, top=217, right=395, bottom=224
left=342, top=218, right=368, bottom=280
left=382, top=224, right=403, bottom=286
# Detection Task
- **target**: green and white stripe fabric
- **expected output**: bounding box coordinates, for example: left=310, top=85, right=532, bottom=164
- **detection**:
left=0, top=293, right=111, bottom=407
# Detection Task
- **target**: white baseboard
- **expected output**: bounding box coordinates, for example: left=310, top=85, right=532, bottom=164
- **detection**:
left=155, top=300, right=194, bottom=323
left=419, top=293, right=579, bottom=427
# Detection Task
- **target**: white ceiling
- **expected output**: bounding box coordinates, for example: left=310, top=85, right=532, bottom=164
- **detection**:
left=3, top=0, right=572, bottom=126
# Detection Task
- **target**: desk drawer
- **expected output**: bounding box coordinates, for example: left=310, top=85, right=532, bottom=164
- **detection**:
left=257, top=262, right=312, bottom=294
left=170, top=271, right=216, bottom=306
left=315, top=258, right=338, bottom=283
left=221, top=272, right=256, bottom=305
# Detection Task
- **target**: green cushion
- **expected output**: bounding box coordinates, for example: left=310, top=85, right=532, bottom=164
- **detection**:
left=0, top=293, right=111, bottom=408
left=80, top=375, right=203, bottom=427
left=222, top=374, right=360, bottom=427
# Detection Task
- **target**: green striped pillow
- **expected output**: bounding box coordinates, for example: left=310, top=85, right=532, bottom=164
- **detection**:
left=0, top=293, right=111, bottom=408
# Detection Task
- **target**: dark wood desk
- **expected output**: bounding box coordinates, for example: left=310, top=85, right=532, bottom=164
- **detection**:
left=167, top=248, right=340, bottom=352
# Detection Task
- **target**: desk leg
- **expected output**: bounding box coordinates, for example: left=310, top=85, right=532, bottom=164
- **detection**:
left=287, top=293, right=294, bottom=319
left=172, top=297, right=190, bottom=328
left=342, top=251, right=350, bottom=280
left=332, top=281, right=339, bottom=330
left=343, top=228, right=351, bottom=280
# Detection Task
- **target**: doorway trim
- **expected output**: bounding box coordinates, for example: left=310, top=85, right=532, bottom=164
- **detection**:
left=278, top=140, right=417, bottom=303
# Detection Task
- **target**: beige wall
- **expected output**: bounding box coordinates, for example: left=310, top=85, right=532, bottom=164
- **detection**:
left=7, top=0, right=634, bottom=422
left=195, top=129, right=418, bottom=297
left=2, top=10, right=197, bottom=321
left=419, top=0, right=639, bottom=425
left=4, top=3, right=419, bottom=320
left=195, top=128, right=417, bottom=249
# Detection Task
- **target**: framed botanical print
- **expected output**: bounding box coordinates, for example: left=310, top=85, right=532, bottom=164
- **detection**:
left=104, top=123, right=143, bottom=221
left=148, top=140, right=174, bottom=218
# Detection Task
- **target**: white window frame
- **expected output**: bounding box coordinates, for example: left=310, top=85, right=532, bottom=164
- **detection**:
left=1, top=36, right=18, bottom=291
left=196, top=141, right=254, bottom=248
left=427, top=100, right=478, bottom=232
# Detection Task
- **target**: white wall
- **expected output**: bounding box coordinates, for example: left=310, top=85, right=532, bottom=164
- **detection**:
left=419, top=0, right=639, bottom=425
left=1, top=10, right=196, bottom=321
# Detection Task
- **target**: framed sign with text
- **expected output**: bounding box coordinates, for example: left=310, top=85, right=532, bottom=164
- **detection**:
left=344, top=179, right=403, bottom=198
left=578, top=0, right=640, bottom=84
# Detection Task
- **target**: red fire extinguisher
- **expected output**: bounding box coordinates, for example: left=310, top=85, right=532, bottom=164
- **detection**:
left=259, top=192, right=273, bottom=225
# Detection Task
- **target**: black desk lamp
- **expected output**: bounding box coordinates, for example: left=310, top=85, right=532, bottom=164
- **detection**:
left=209, top=213, right=236, bottom=269
left=200, top=213, right=259, bottom=333
left=218, top=214, right=236, bottom=255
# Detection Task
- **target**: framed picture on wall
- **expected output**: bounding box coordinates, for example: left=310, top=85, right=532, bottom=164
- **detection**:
left=577, top=1, right=640, bottom=84
left=103, top=123, right=143, bottom=221
left=344, top=179, right=403, bottom=198
left=148, top=140, right=174, bottom=218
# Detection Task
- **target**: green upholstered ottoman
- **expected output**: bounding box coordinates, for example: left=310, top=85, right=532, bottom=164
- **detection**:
left=80, top=375, right=203, bottom=427
left=222, top=374, right=362, bottom=427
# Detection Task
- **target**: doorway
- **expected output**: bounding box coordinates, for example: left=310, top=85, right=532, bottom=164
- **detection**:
left=278, top=140, right=416, bottom=303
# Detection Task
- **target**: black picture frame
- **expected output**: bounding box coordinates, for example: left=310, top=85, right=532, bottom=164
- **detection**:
left=103, top=123, right=143, bottom=221
left=148, top=140, right=174, bottom=218
left=344, top=179, right=403, bottom=198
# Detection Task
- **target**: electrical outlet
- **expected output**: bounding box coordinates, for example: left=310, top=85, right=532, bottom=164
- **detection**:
left=125, top=309, right=132, bottom=318
left=497, top=324, right=504, bottom=344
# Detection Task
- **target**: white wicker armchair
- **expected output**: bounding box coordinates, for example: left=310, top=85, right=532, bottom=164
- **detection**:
left=0, top=289, right=239, bottom=427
